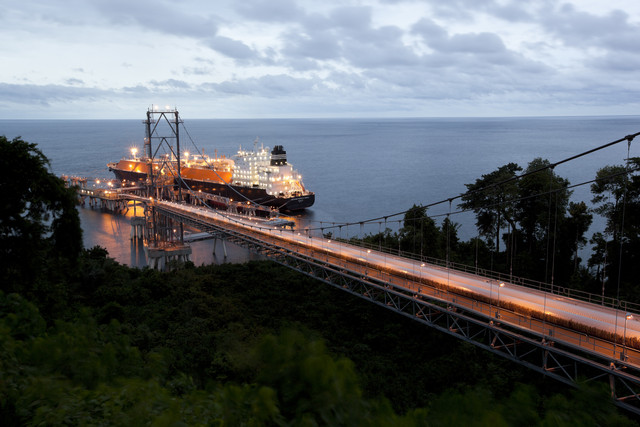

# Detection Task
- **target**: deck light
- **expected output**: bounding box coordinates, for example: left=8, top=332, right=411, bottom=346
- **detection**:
left=624, top=313, right=634, bottom=360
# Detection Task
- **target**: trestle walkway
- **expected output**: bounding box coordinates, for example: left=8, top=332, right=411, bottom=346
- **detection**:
left=153, top=199, right=640, bottom=416
left=73, top=183, right=640, bottom=414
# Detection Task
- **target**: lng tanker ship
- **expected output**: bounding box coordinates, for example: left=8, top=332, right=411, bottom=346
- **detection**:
left=107, top=140, right=315, bottom=211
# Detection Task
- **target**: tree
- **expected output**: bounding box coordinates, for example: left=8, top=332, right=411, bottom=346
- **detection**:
left=440, top=216, right=461, bottom=263
left=514, top=159, right=570, bottom=249
left=564, top=201, right=593, bottom=274
left=460, top=159, right=587, bottom=283
left=589, top=158, right=640, bottom=300
left=459, top=163, right=522, bottom=253
left=0, top=136, right=82, bottom=301
left=255, top=329, right=375, bottom=424
left=590, top=164, right=628, bottom=239
left=399, top=204, right=443, bottom=258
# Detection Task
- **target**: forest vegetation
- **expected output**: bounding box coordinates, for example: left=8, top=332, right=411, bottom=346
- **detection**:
left=1, top=135, right=638, bottom=425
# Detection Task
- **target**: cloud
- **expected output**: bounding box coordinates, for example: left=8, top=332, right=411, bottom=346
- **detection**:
left=429, top=0, right=497, bottom=20
left=202, top=74, right=320, bottom=98
left=411, top=18, right=448, bottom=43
left=92, top=0, right=219, bottom=39
left=279, top=34, right=334, bottom=67
left=120, top=85, right=152, bottom=94
left=411, top=19, right=541, bottom=77
left=329, top=6, right=373, bottom=31
left=540, top=4, right=639, bottom=53
left=589, top=53, right=640, bottom=73
left=325, top=71, right=366, bottom=91
left=341, top=26, right=421, bottom=68
left=489, top=2, right=533, bottom=22
left=234, top=0, right=305, bottom=22
left=412, top=18, right=508, bottom=55
left=282, top=31, right=341, bottom=61
left=2, top=0, right=640, bottom=118
left=434, top=32, right=506, bottom=54
left=66, top=78, right=84, bottom=85
left=0, top=83, right=107, bottom=105
left=183, top=66, right=214, bottom=76
left=282, top=5, right=419, bottom=70
left=426, top=0, right=533, bottom=23
left=207, top=36, right=257, bottom=60
left=150, top=79, right=191, bottom=89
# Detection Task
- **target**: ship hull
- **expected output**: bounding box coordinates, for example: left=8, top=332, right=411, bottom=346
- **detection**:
left=109, top=168, right=314, bottom=211
left=180, top=179, right=315, bottom=211
left=109, top=168, right=147, bottom=184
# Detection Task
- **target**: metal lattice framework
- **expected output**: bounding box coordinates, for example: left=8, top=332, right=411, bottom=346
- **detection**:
left=156, top=204, right=640, bottom=415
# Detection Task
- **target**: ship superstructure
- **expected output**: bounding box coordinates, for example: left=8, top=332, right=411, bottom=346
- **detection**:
left=234, top=140, right=308, bottom=200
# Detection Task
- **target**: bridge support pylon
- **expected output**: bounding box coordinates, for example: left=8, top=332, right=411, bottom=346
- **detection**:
left=130, top=216, right=145, bottom=240
left=213, top=236, right=228, bottom=258
left=144, top=244, right=192, bottom=271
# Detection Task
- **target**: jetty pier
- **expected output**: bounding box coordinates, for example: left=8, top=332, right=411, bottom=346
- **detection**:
left=71, top=180, right=290, bottom=270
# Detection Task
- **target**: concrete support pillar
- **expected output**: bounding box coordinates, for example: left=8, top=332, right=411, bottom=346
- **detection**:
left=144, top=246, right=165, bottom=270
left=130, top=217, right=146, bottom=240
left=212, top=236, right=228, bottom=258
left=145, top=244, right=192, bottom=271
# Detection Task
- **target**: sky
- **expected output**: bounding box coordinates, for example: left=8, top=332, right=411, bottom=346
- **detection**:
left=2, top=0, right=640, bottom=119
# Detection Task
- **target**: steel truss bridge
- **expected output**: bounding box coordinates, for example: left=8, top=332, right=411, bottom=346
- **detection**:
left=152, top=200, right=640, bottom=416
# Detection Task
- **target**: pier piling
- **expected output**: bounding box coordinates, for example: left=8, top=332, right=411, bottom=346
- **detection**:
left=213, top=237, right=228, bottom=258
left=144, top=244, right=192, bottom=271
left=130, top=217, right=146, bottom=240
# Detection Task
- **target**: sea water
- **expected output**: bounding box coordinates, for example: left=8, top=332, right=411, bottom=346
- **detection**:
left=2, top=115, right=639, bottom=267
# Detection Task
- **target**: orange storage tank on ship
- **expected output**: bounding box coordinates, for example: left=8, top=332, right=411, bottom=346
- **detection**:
left=180, top=153, right=233, bottom=184
left=181, top=165, right=232, bottom=184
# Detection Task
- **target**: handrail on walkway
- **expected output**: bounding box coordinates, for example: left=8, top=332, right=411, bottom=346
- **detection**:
left=339, top=237, right=640, bottom=315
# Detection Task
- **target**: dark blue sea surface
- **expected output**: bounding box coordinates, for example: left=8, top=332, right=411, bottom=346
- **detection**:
left=2, top=115, right=639, bottom=266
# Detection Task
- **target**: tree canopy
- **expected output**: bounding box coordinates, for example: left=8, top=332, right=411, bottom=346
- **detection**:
left=0, top=135, right=82, bottom=312
left=456, top=158, right=591, bottom=284
left=459, top=162, right=521, bottom=252
left=588, top=158, right=640, bottom=299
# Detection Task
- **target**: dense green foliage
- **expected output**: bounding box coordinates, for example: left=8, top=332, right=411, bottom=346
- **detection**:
left=459, top=157, right=592, bottom=287
left=588, top=158, right=640, bottom=300
left=1, top=136, right=637, bottom=424
left=0, top=135, right=82, bottom=317
left=1, top=260, right=635, bottom=425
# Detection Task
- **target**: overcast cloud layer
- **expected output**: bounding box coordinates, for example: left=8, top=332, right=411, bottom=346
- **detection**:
left=2, top=0, right=640, bottom=119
